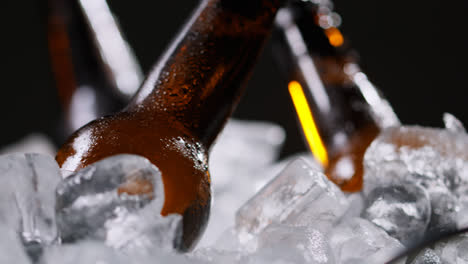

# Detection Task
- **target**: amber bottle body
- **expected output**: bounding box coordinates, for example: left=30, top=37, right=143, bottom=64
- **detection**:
left=56, top=0, right=285, bottom=250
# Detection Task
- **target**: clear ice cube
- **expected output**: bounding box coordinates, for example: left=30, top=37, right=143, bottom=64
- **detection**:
left=410, top=248, right=442, bottom=264
left=0, top=153, right=60, bottom=244
left=199, top=119, right=286, bottom=248
left=362, top=183, right=431, bottom=246
left=235, top=158, right=348, bottom=237
left=56, top=154, right=182, bottom=251
left=329, top=217, right=405, bottom=263
left=253, top=224, right=334, bottom=264
left=209, top=227, right=249, bottom=253
left=340, top=192, right=365, bottom=222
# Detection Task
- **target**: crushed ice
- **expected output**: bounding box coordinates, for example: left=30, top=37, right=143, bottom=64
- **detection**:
left=1, top=117, right=468, bottom=263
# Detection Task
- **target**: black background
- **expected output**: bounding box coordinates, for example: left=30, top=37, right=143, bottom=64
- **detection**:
left=2, top=0, right=468, bottom=156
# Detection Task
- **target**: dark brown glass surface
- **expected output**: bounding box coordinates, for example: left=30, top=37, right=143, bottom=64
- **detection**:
left=46, top=0, right=78, bottom=111
left=274, top=1, right=394, bottom=191
left=56, top=0, right=284, bottom=251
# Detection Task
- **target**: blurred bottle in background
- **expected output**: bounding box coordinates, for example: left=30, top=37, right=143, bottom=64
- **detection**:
left=273, top=0, right=400, bottom=191
left=45, top=0, right=143, bottom=145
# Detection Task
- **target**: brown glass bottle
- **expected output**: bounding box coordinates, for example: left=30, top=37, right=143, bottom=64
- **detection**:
left=45, top=0, right=142, bottom=142
left=273, top=1, right=399, bottom=192
left=56, top=0, right=285, bottom=251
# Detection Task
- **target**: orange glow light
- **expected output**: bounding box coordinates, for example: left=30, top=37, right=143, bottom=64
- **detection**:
left=288, top=81, right=329, bottom=167
left=325, top=27, right=344, bottom=47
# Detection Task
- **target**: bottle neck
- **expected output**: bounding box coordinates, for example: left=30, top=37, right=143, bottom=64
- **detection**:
left=127, top=0, right=285, bottom=148
left=274, top=2, right=399, bottom=157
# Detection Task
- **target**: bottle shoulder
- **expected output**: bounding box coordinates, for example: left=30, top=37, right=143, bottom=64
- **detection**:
left=56, top=111, right=209, bottom=172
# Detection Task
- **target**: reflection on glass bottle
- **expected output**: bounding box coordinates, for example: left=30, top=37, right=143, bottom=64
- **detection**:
left=274, top=0, right=400, bottom=191
left=45, top=0, right=143, bottom=142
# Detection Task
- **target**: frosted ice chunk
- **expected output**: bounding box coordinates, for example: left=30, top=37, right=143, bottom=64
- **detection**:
left=363, top=125, right=468, bottom=240
left=329, top=217, right=405, bottom=263
left=0, top=226, right=31, bottom=264
left=104, top=208, right=182, bottom=252
left=457, top=186, right=468, bottom=228
left=41, top=241, right=126, bottom=264
left=235, top=158, right=348, bottom=237
left=427, top=186, right=458, bottom=235
left=443, top=113, right=466, bottom=134
left=42, top=241, right=195, bottom=264
left=42, top=240, right=199, bottom=264
left=433, top=233, right=468, bottom=264
left=56, top=154, right=182, bottom=251
left=411, top=248, right=442, bottom=264
left=0, top=153, right=60, bottom=245
left=199, top=119, right=285, bottom=248
left=190, top=247, right=245, bottom=264
left=362, top=183, right=431, bottom=246
left=253, top=225, right=334, bottom=264
left=363, top=126, right=468, bottom=196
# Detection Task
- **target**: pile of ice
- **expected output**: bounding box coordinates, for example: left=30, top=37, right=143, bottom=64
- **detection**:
left=1, top=116, right=468, bottom=263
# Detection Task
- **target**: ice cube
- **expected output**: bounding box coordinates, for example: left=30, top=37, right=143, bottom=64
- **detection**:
left=443, top=113, right=466, bottom=134
left=410, top=248, right=442, bottom=264
left=56, top=154, right=182, bottom=251
left=253, top=224, right=334, bottom=264
left=198, top=119, right=286, bottom=248
left=208, top=227, right=248, bottom=253
left=363, top=126, right=468, bottom=196
left=340, top=192, right=365, bottom=221
left=329, top=217, right=405, bottom=263
left=0, top=226, right=31, bottom=264
left=362, top=125, right=468, bottom=241
left=362, top=183, right=431, bottom=246
left=0, top=153, right=60, bottom=245
left=203, top=154, right=320, bottom=250
left=457, top=186, right=468, bottom=228
left=364, top=126, right=468, bottom=192
left=235, top=158, right=348, bottom=237
left=427, top=186, right=458, bottom=236
left=433, top=233, right=468, bottom=263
